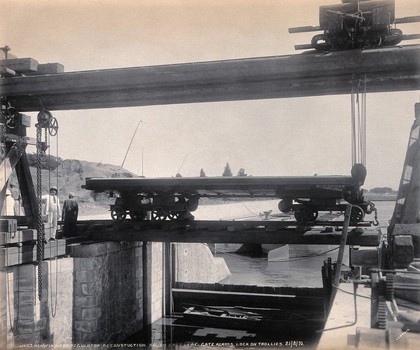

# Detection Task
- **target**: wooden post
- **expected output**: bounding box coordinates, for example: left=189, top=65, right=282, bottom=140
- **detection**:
left=329, top=204, right=352, bottom=311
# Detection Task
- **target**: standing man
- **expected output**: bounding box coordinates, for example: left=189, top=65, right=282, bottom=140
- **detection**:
left=42, top=186, right=60, bottom=239
left=62, top=192, right=79, bottom=238
left=1, top=189, right=15, bottom=216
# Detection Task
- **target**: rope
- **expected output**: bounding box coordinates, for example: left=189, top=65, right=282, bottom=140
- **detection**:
left=350, top=74, right=367, bottom=166
left=270, top=246, right=339, bottom=262
left=50, top=258, right=58, bottom=318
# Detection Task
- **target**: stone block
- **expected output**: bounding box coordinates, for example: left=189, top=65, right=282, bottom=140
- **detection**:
left=14, top=331, right=40, bottom=345
left=81, top=282, right=98, bottom=296
left=17, top=291, right=35, bottom=305
left=73, top=283, right=83, bottom=297
left=73, top=306, right=82, bottom=320
left=74, top=320, right=98, bottom=332
left=81, top=307, right=101, bottom=321
left=17, top=305, right=34, bottom=320
left=74, top=296, right=96, bottom=308
left=75, top=270, right=96, bottom=283
left=16, top=319, right=35, bottom=334
left=80, top=258, right=97, bottom=271
left=16, top=276, right=36, bottom=292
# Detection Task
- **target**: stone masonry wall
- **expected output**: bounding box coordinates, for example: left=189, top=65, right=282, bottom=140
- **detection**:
left=3, top=263, right=49, bottom=348
left=72, top=241, right=143, bottom=344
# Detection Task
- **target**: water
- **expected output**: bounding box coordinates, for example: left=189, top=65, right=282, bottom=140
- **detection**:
left=210, top=200, right=396, bottom=288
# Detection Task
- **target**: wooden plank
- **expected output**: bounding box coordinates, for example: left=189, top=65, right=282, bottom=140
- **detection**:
left=0, top=219, right=17, bottom=234
left=1, top=45, right=419, bottom=112
left=172, top=289, right=325, bottom=312
left=0, top=229, right=36, bottom=246
left=26, top=63, right=64, bottom=75
left=0, top=58, right=38, bottom=74
left=42, top=239, right=66, bottom=259
left=0, top=245, right=36, bottom=267
left=88, top=224, right=381, bottom=246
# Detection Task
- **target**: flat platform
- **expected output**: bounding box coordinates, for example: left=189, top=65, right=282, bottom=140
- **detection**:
left=84, top=175, right=357, bottom=199
left=81, top=219, right=381, bottom=246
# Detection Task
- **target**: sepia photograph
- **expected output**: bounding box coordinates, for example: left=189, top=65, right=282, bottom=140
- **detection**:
left=1, top=0, right=420, bottom=349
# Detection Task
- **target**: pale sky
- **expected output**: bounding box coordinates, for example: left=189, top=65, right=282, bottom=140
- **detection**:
left=2, top=0, right=420, bottom=189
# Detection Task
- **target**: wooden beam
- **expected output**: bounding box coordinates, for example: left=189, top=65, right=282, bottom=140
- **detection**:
left=87, top=223, right=381, bottom=246
left=1, top=45, right=419, bottom=112
left=26, top=63, right=64, bottom=75
left=0, top=58, right=38, bottom=74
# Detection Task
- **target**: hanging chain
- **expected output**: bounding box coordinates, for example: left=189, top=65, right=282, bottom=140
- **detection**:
left=36, top=124, right=45, bottom=301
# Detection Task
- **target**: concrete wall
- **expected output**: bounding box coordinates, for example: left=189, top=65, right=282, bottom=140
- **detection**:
left=175, top=243, right=231, bottom=283
left=150, top=242, right=163, bottom=323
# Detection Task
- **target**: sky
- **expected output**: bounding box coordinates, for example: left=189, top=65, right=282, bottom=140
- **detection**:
left=1, top=0, right=420, bottom=189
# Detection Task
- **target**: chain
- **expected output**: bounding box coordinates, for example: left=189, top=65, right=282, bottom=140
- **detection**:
left=36, top=125, right=44, bottom=301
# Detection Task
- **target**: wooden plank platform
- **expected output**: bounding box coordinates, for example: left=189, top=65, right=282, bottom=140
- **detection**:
left=85, top=220, right=381, bottom=246
left=1, top=45, right=419, bottom=112
left=0, top=239, right=66, bottom=267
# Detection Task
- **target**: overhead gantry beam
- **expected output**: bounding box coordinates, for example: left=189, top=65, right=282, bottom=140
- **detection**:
left=1, top=45, right=419, bottom=112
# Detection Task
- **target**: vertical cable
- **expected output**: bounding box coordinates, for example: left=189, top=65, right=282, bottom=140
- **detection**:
left=351, top=92, right=356, bottom=166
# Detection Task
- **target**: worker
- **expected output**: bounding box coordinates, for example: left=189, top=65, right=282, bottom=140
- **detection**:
left=42, top=186, right=61, bottom=239
left=1, top=189, right=15, bottom=216
left=62, top=192, right=79, bottom=238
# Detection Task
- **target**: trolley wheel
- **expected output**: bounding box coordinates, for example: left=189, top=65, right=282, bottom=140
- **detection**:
left=151, top=208, right=167, bottom=221
left=278, top=199, right=293, bottom=213
left=111, top=206, right=126, bottom=222
left=167, top=212, right=181, bottom=221
left=350, top=205, right=365, bottom=223
left=186, top=197, right=199, bottom=212
left=294, top=206, right=318, bottom=223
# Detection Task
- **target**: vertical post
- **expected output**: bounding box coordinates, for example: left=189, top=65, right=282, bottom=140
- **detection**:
left=164, top=242, right=172, bottom=316
left=142, top=241, right=152, bottom=344
left=329, top=204, right=352, bottom=310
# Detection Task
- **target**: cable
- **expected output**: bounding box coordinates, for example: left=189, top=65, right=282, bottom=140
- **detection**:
left=321, top=282, right=359, bottom=332
left=270, top=246, right=339, bottom=263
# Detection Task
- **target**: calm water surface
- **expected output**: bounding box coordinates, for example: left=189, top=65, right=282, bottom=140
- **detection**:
left=211, top=201, right=395, bottom=288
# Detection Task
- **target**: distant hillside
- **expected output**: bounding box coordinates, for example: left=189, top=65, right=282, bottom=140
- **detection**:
left=8, top=154, right=135, bottom=203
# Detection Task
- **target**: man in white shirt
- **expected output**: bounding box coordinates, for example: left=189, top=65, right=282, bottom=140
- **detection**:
left=42, top=186, right=60, bottom=239
left=1, top=189, right=15, bottom=216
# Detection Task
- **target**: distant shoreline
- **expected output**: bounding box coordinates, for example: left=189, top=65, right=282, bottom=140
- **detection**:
left=364, top=194, right=397, bottom=201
